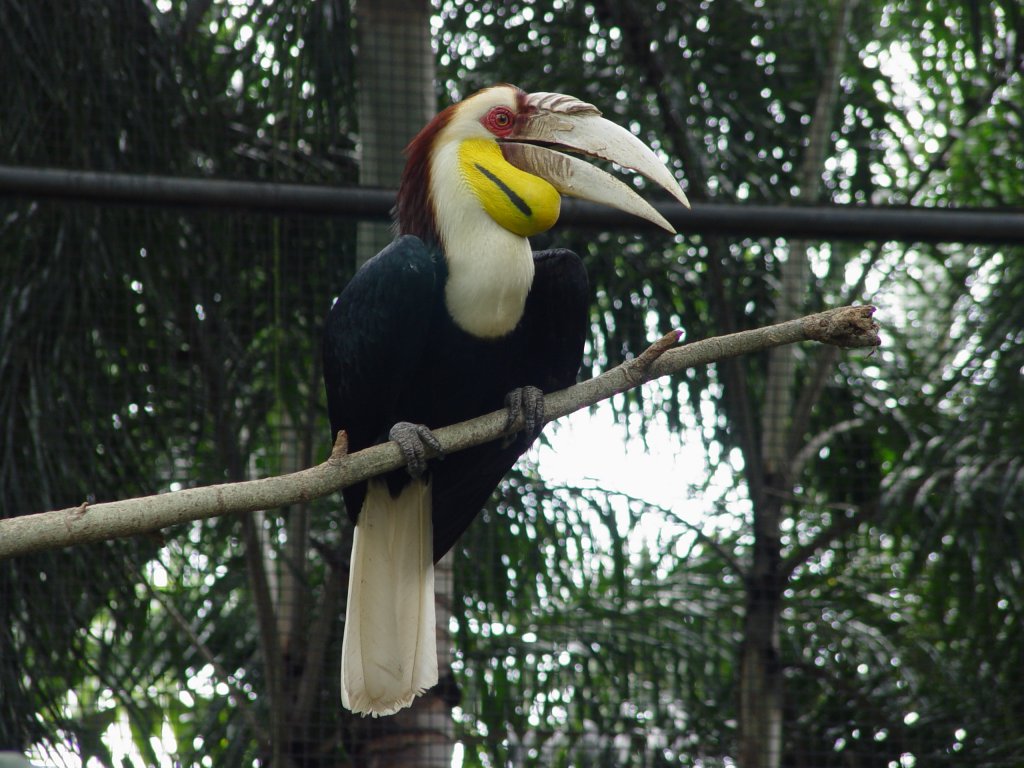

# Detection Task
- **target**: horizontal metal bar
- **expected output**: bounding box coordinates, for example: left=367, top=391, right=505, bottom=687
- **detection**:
left=651, top=201, right=1024, bottom=246
left=0, top=165, right=395, bottom=219
left=2, top=164, right=1022, bottom=245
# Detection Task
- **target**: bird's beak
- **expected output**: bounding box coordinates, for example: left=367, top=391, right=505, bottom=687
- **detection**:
left=500, top=91, right=690, bottom=233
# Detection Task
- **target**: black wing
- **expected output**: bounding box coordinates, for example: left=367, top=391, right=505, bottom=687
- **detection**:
left=518, top=248, right=590, bottom=392
left=430, top=248, right=589, bottom=558
left=322, top=235, right=440, bottom=523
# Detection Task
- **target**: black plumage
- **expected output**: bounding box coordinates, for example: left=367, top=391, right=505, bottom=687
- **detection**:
left=323, top=234, right=588, bottom=560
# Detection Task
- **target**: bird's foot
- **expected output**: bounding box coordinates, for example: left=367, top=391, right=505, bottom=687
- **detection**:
left=502, top=386, right=545, bottom=448
left=389, top=422, right=443, bottom=478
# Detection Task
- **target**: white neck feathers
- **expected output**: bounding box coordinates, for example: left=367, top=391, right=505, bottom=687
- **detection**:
left=429, top=142, right=535, bottom=339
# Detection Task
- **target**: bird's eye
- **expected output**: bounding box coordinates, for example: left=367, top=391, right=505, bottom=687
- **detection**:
left=485, top=107, right=515, bottom=135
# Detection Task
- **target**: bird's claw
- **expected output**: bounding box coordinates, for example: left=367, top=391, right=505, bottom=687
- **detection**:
left=389, top=422, right=442, bottom=478
left=503, top=386, right=545, bottom=447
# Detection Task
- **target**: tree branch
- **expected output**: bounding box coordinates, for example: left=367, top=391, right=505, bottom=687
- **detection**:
left=0, top=306, right=879, bottom=560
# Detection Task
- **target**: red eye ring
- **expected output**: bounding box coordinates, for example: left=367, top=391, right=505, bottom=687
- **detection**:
left=484, top=106, right=515, bottom=136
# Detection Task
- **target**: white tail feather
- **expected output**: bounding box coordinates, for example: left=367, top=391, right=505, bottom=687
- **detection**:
left=341, top=478, right=438, bottom=716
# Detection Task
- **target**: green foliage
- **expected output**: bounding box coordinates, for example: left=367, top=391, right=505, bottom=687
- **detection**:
left=437, top=1, right=1024, bottom=765
left=1, top=0, right=358, bottom=761
left=453, top=465, right=742, bottom=767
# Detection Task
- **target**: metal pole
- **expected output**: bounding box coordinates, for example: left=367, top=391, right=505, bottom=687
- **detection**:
left=2, top=164, right=1023, bottom=244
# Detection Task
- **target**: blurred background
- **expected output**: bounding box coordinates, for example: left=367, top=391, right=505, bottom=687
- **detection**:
left=1, top=0, right=1022, bottom=766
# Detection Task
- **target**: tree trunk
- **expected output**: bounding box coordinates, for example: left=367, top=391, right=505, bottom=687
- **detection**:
left=738, top=1, right=856, bottom=766
left=352, top=2, right=454, bottom=765
left=355, top=0, right=435, bottom=265
left=738, top=515, right=784, bottom=768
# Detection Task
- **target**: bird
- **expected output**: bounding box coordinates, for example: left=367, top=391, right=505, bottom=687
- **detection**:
left=323, top=84, right=689, bottom=716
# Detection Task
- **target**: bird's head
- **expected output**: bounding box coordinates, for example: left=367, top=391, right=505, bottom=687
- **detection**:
left=396, top=84, right=689, bottom=250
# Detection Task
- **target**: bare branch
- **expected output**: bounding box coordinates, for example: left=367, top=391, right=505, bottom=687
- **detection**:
left=0, top=305, right=879, bottom=560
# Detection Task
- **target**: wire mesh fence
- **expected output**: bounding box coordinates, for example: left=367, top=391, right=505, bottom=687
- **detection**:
left=2, top=1, right=1022, bottom=767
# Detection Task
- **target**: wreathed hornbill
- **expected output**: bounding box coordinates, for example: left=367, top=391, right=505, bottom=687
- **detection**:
left=323, top=84, right=688, bottom=716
